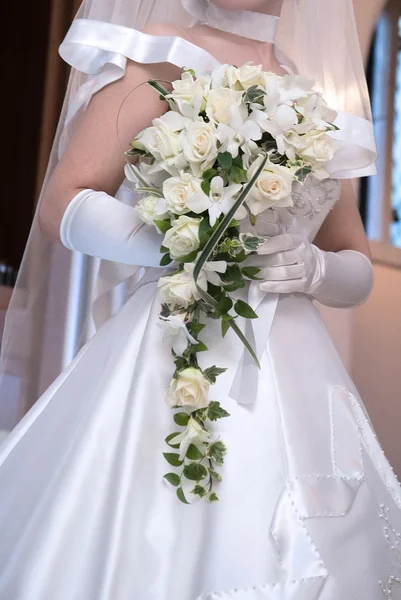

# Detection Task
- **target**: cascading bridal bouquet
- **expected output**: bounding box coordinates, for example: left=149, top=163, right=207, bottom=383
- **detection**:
left=124, top=62, right=339, bottom=504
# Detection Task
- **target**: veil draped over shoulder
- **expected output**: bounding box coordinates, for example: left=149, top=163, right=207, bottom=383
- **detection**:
left=0, top=0, right=377, bottom=428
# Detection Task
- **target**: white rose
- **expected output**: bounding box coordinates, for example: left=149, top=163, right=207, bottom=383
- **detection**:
left=226, top=63, right=265, bottom=90
left=181, top=121, right=218, bottom=172
left=169, top=72, right=211, bottom=116
left=247, top=157, right=294, bottom=215
left=163, top=173, right=204, bottom=215
left=206, top=88, right=243, bottom=124
left=163, top=216, right=201, bottom=259
left=299, top=133, right=338, bottom=165
left=137, top=112, right=188, bottom=161
left=138, top=124, right=180, bottom=161
left=171, top=416, right=212, bottom=460
left=166, top=368, right=210, bottom=410
left=158, top=267, right=205, bottom=310
left=135, top=195, right=169, bottom=226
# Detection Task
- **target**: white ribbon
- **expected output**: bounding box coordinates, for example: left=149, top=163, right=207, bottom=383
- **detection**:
left=327, top=111, right=378, bottom=179
left=229, top=284, right=279, bottom=405
left=59, top=19, right=220, bottom=126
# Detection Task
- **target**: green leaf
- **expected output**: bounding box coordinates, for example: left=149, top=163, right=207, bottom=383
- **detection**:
left=125, top=147, right=152, bottom=158
left=164, top=472, right=181, bottom=486
left=183, top=462, right=208, bottom=481
left=203, top=365, right=227, bottom=384
left=198, top=216, right=211, bottom=243
left=269, top=152, right=287, bottom=166
left=217, top=151, right=233, bottom=170
left=207, top=401, right=230, bottom=421
left=210, top=469, right=223, bottom=481
left=187, top=321, right=206, bottom=336
left=230, top=165, right=247, bottom=184
left=221, top=318, right=230, bottom=337
left=176, top=487, right=190, bottom=504
left=177, top=250, right=199, bottom=264
left=186, top=444, right=204, bottom=460
left=136, top=186, right=164, bottom=197
left=201, top=179, right=211, bottom=196
left=223, top=281, right=246, bottom=293
left=174, top=412, right=190, bottom=427
left=232, top=249, right=248, bottom=263
left=294, top=166, right=312, bottom=183
left=147, top=79, right=170, bottom=98
left=192, top=485, right=207, bottom=498
left=210, top=440, right=227, bottom=465
left=203, top=168, right=218, bottom=181
left=160, top=253, right=173, bottom=266
left=154, top=219, right=172, bottom=233
left=160, top=244, right=168, bottom=253
left=163, top=452, right=183, bottom=467
left=183, top=67, right=196, bottom=77
left=190, top=341, right=208, bottom=353
left=327, top=122, right=340, bottom=131
left=208, top=492, right=220, bottom=502
left=239, top=233, right=265, bottom=252
left=165, top=432, right=180, bottom=449
left=234, top=299, right=258, bottom=319
left=217, top=295, right=233, bottom=314
left=227, top=218, right=241, bottom=228
left=206, top=282, right=224, bottom=298
left=222, top=263, right=243, bottom=283
left=241, top=266, right=263, bottom=280
left=244, top=85, right=266, bottom=104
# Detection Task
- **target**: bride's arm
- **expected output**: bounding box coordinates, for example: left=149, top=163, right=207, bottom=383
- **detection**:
left=313, top=179, right=371, bottom=259
left=39, top=59, right=182, bottom=243
left=246, top=180, right=374, bottom=307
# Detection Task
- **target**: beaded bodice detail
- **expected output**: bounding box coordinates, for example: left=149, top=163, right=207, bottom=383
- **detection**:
left=287, top=176, right=341, bottom=241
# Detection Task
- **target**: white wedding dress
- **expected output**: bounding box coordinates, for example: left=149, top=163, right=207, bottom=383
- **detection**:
left=0, top=170, right=400, bottom=600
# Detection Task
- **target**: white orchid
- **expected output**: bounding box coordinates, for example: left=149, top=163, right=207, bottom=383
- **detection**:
left=172, top=417, right=212, bottom=460
left=158, top=313, right=197, bottom=356
left=183, top=260, right=228, bottom=287
left=186, top=176, right=245, bottom=227
left=216, top=104, right=262, bottom=158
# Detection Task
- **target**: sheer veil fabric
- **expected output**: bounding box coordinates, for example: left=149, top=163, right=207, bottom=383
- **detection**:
left=3, top=2, right=401, bottom=599
left=0, top=0, right=377, bottom=426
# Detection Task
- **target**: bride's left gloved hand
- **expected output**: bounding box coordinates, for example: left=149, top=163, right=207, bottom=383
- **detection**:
left=243, top=230, right=374, bottom=309
left=245, top=233, right=324, bottom=295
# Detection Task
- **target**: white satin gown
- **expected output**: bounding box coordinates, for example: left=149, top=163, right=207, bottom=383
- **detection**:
left=0, top=176, right=400, bottom=600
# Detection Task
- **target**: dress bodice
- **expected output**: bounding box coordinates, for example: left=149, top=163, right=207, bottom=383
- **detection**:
left=286, top=176, right=341, bottom=241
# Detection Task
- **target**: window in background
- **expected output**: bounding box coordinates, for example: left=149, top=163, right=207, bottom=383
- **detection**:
left=391, top=17, right=401, bottom=247
left=364, top=1, right=401, bottom=256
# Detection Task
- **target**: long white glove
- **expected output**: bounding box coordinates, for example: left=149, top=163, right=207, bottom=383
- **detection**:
left=60, top=189, right=163, bottom=266
left=246, top=233, right=374, bottom=308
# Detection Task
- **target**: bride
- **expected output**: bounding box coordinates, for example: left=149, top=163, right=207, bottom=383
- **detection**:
left=0, top=0, right=400, bottom=598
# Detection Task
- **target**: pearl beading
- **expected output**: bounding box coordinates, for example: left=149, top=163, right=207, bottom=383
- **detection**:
left=287, top=177, right=341, bottom=221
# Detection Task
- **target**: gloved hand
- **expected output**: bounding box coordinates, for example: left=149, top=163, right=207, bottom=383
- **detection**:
left=244, top=232, right=374, bottom=308
left=60, top=189, right=163, bottom=267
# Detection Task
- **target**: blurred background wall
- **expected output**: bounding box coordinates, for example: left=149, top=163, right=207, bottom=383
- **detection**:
left=0, top=0, right=400, bottom=471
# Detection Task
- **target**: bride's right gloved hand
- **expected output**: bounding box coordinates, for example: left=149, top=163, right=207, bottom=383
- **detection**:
left=60, top=189, right=163, bottom=267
